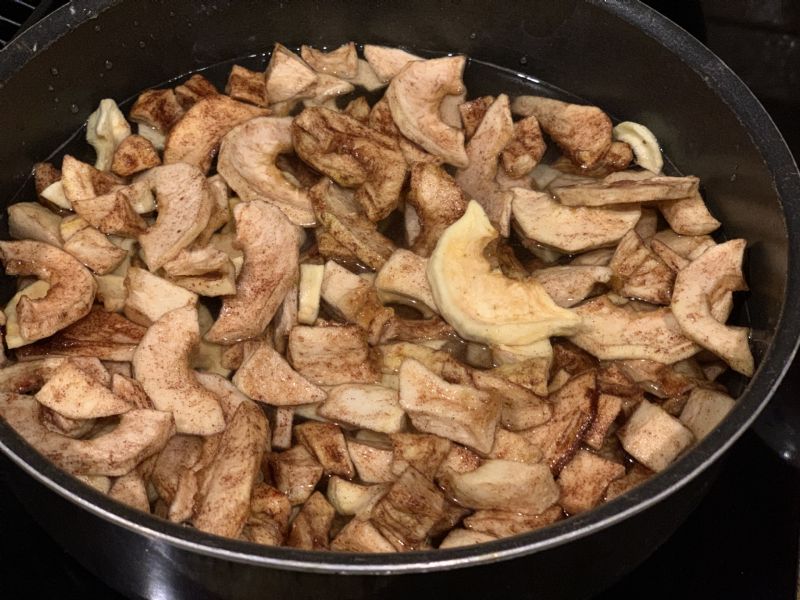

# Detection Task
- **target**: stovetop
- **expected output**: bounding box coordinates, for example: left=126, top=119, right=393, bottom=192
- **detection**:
left=0, top=2, right=799, bottom=599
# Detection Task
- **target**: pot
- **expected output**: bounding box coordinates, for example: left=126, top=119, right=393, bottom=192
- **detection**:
left=0, top=1, right=798, bottom=598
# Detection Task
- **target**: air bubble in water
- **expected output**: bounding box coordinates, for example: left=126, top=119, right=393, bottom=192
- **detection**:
left=138, top=41, right=146, bottom=48
left=70, top=104, right=79, bottom=114
left=50, top=67, right=59, bottom=76
left=94, top=24, right=101, bottom=32
left=469, top=32, right=477, bottom=40
left=520, top=56, right=528, bottom=65
left=105, top=60, right=113, bottom=69
left=47, top=84, right=54, bottom=91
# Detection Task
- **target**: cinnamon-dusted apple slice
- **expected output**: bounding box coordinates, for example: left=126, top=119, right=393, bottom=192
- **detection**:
left=439, top=459, right=560, bottom=515
left=163, top=94, right=268, bottom=173
left=310, top=179, right=397, bottom=270
left=511, top=96, right=612, bottom=168
left=617, top=399, right=694, bottom=472
left=123, top=267, right=197, bottom=327
left=346, top=436, right=395, bottom=484
left=0, top=240, right=96, bottom=344
left=512, top=188, right=640, bottom=254
left=293, top=107, right=406, bottom=222
left=133, top=305, right=225, bottom=435
left=137, top=163, right=213, bottom=271
left=463, top=505, right=563, bottom=538
left=60, top=154, right=124, bottom=205
left=286, top=491, right=336, bottom=550
left=232, top=342, right=326, bottom=407
left=301, top=42, right=359, bottom=79
left=111, top=134, right=161, bottom=177
left=370, top=466, right=447, bottom=551
left=70, top=184, right=150, bottom=238
left=398, top=358, right=500, bottom=454
left=557, top=450, right=625, bottom=514
left=318, top=384, right=406, bottom=434
left=15, top=306, right=145, bottom=363
left=531, top=265, right=612, bottom=308
left=129, top=88, right=184, bottom=149
left=363, top=45, right=421, bottom=81
left=671, top=239, right=753, bottom=376
left=60, top=217, right=128, bottom=276
left=192, top=399, right=269, bottom=538
left=679, top=387, right=736, bottom=440
left=35, top=359, right=131, bottom=419
left=205, top=201, right=300, bottom=344
left=553, top=173, right=699, bottom=207
left=7, top=202, right=63, bottom=248
left=0, top=392, right=172, bottom=476
left=320, top=260, right=394, bottom=344
left=569, top=295, right=700, bottom=363
left=391, top=432, right=451, bottom=479
left=294, top=422, right=354, bottom=479
left=225, top=65, right=267, bottom=107
left=174, top=74, right=219, bottom=109
left=405, top=163, right=467, bottom=257
left=218, top=116, right=314, bottom=226
left=264, top=43, right=318, bottom=104
left=270, top=444, right=324, bottom=505
left=386, top=56, right=469, bottom=167
left=455, top=94, right=515, bottom=235
left=288, top=324, right=380, bottom=386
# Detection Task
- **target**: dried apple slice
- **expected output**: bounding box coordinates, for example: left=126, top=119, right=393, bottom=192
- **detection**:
left=218, top=116, right=315, bottom=226
left=132, top=305, right=225, bottom=435
left=399, top=359, right=500, bottom=454
left=428, top=201, right=581, bottom=346
left=206, top=201, right=300, bottom=344
left=671, top=239, right=753, bottom=375
left=439, top=459, right=560, bottom=515
left=163, top=94, right=268, bottom=173
left=512, top=188, right=640, bottom=254
left=137, top=163, right=213, bottom=270
left=35, top=359, right=131, bottom=419
left=570, top=295, right=699, bottom=363
left=511, top=96, right=611, bottom=168
left=0, top=392, right=172, bottom=476
left=192, top=399, right=269, bottom=538
left=0, top=240, right=96, bottom=344
left=386, top=56, right=469, bottom=167
left=455, top=94, right=515, bottom=235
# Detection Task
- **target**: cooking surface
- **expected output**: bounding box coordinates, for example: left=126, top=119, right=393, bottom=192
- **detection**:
left=0, top=1, right=799, bottom=598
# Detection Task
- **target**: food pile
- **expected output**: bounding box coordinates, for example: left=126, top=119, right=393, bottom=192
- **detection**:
left=0, top=42, right=753, bottom=552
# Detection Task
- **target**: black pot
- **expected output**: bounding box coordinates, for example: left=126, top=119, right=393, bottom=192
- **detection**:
left=1, top=1, right=799, bottom=599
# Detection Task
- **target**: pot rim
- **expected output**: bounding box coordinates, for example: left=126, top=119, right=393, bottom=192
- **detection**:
left=1, top=0, right=799, bottom=575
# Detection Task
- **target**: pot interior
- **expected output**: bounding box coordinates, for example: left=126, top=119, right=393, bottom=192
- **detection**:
left=0, top=0, right=797, bottom=574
